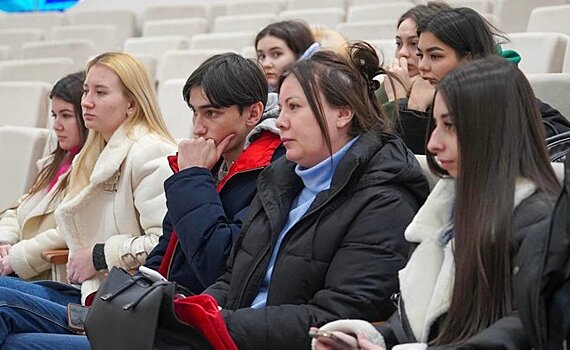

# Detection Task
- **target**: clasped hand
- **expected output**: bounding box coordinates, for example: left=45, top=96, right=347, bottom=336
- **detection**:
left=177, top=134, right=235, bottom=171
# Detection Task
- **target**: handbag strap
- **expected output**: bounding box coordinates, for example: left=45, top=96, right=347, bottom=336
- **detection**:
left=100, top=274, right=146, bottom=302
left=122, top=281, right=169, bottom=311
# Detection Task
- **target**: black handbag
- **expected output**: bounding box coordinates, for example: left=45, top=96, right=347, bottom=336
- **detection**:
left=84, top=266, right=212, bottom=350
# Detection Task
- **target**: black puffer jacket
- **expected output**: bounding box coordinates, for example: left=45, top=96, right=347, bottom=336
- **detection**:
left=203, top=131, right=430, bottom=350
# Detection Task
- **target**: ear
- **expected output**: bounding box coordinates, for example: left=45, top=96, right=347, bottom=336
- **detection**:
left=245, top=101, right=264, bottom=127
left=335, top=106, right=354, bottom=129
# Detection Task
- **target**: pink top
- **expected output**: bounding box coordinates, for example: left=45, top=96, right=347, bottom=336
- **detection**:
left=47, top=145, right=81, bottom=192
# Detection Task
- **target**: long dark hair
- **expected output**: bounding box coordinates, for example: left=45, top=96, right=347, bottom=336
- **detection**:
left=278, top=42, right=392, bottom=157
left=25, top=71, right=87, bottom=199
left=417, top=7, right=506, bottom=60
left=426, top=57, right=560, bottom=345
left=255, top=20, right=314, bottom=59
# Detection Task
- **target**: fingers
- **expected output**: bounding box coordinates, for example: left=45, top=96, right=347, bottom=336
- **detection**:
left=215, top=134, right=235, bottom=158
left=399, top=57, right=409, bottom=75
left=0, top=245, right=11, bottom=259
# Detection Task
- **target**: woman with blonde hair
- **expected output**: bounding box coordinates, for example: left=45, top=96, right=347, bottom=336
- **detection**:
left=0, top=52, right=176, bottom=349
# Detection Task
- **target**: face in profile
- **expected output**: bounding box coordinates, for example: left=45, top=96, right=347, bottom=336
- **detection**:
left=51, top=97, right=82, bottom=151
left=417, top=31, right=462, bottom=86
left=395, top=18, right=420, bottom=77
left=256, top=35, right=297, bottom=89
left=81, top=64, right=133, bottom=141
left=427, top=92, right=459, bottom=178
left=277, top=74, right=350, bottom=169
left=188, top=86, right=257, bottom=158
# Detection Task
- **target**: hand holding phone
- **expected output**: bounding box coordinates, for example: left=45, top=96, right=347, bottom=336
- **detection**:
left=309, top=328, right=358, bottom=350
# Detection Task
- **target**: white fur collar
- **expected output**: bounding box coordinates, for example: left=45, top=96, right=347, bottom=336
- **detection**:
left=89, top=124, right=147, bottom=185
left=399, top=177, right=537, bottom=341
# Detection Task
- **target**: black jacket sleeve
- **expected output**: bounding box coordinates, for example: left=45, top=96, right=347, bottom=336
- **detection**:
left=539, top=98, right=570, bottom=138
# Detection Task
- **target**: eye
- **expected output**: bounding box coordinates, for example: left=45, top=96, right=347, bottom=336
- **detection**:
left=62, top=113, right=74, bottom=119
left=96, top=90, right=106, bottom=96
left=395, top=41, right=402, bottom=48
left=431, top=54, right=441, bottom=60
left=51, top=113, right=56, bottom=119
left=416, top=52, right=424, bottom=59
left=272, top=52, right=282, bottom=59
left=257, top=54, right=265, bottom=61
left=289, top=103, right=299, bottom=111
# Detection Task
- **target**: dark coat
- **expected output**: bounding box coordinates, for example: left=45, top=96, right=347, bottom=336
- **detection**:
left=377, top=191, right=556, bottom=349
left=394, top=98, right=570, bottom=155
left=144, top=131, right=284, bottom=294
left=200, top=131, right=430, bottom=350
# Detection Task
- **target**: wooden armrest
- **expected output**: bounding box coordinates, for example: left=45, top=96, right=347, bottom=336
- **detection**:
left=42, top=249, right=69, bottom=265
left=371, top=321, right=385, bottom=327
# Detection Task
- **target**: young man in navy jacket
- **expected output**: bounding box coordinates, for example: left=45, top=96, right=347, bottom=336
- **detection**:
left=145, top=53, right=284, bottom=294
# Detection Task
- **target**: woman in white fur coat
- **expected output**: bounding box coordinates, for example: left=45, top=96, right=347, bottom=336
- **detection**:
left=0, top=52, right=177, bottom=348
left=0, top=71, right=87, bottom=281
left=312, top=58, right=561, bottom=349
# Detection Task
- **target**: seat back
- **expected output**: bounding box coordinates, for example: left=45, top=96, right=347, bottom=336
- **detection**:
left=21, top=39, right=94, bottom=71
left=0, top=81, right=51, bottom=128
left=158, top=79, right=193, bottom=139
left=0, top=57, right=74, bottom=84
left=527, top=73, right=570, bottom=121
left=503, top=32, right=567, bottom=74
left=0, top=126, right=49, bottom=212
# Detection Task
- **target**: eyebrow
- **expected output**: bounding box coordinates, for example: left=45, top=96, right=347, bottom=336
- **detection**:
left=424, top=46, right=445, bottom=53
left=52, top=108, right=74, bottom=113
left=283, top=95, right=301, bottom=104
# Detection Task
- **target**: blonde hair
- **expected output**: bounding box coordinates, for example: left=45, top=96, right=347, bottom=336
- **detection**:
left=312, top=27, right=348, bottom=56
left=68, top=52, right=174, bottom=198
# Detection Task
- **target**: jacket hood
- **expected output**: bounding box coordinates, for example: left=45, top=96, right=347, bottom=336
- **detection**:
left=336, top=131, right=429, bottom=206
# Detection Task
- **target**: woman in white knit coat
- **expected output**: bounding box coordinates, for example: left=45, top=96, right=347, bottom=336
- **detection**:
left=0, top=52, right=177, bottom=348
left=0, top=71, right=87, bottom=281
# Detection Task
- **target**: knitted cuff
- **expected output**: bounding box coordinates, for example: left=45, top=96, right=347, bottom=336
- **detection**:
left=92, top=243, right=108, bottom=271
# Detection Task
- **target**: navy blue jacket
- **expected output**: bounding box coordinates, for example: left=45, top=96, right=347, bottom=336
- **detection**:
left=145, top=131, right=284, bottom=294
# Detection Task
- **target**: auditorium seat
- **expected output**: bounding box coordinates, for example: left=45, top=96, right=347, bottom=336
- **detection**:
left=527, top=4, right=570, bottom=36
left=0, top=81, right=51, bottom=128
left=21, top=39, right=94, bottom=71
left=158, top=78, right=194, bottom=139
left=142, top=18, right=208, bottom=40
left=0, top=57, right=74, bottom=84
left=213, top=13, right=277, bottom=33
left=336, top=20, right=397, bottom=41
left=503, top=32, right=567, bottom=74
left=0, top=126, right=49, bottom=212
left=347, top=3, right=414, bottom=22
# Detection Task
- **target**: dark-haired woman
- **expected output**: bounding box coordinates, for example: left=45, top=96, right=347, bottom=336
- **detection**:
left=313, top=56, right=560, bottom=349
left=397, top=7, right=570, bottom=154
left=0, top=71, right=87, bottom=281
left=255, top=20, right=316, bottom=91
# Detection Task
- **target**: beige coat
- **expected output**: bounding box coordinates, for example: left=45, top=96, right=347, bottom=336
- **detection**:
left=0, top=156, right=69, bottom=281
left=55, top=124, right=176, bottom=303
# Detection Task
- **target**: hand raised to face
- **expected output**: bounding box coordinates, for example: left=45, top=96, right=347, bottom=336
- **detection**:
left=177, top=134, right=235, bottom=171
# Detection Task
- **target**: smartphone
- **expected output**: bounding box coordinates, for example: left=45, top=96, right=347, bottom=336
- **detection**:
left=139, top=265, right=168, bottom=283
left=308, top=329, right=358, bottom=349
left=67, top=303, right=90, bottom=333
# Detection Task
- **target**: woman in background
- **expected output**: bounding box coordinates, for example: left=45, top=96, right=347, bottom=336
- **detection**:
left=255, top=20, right=315, bottom=91
left=0, top=71, right=87, bottom=281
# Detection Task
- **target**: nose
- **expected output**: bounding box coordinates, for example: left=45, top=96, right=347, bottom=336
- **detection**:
left=397, top=46, right=410, bottom=59
left=53, top=116, right=63, bottom=131
left=427, top=126, right=443, bottom=154
left=192, top=114, right=206, bottom=137
left=81, top=93, right=93, bottom=109
left=275, top=109, right=288, bottom=130
left=261, top=57, right=273, bottom=69
left=418, top=56, right=428, bottom=75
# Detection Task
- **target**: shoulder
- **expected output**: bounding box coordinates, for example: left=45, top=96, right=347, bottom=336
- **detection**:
left=512, top=191, right=556, bottom=248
